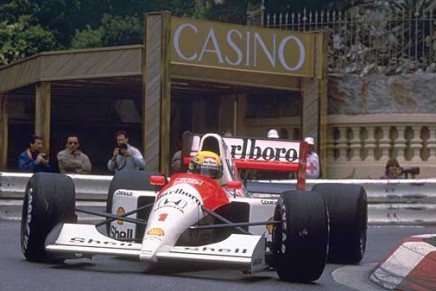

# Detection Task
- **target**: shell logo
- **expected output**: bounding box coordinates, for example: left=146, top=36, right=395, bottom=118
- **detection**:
left=117, top=207, right=125, bottom=225
left=147, top=228, right=165, bottom=236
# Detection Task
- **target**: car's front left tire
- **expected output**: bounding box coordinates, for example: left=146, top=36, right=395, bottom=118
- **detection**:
left=20, top=173, right=76, bottom=262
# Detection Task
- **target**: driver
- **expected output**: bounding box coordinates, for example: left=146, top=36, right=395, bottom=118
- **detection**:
left=188, top=151, right=223, bottom=183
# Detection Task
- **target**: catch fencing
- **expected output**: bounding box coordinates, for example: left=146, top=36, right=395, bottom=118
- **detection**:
left=248, top=2, right=436, bottom=75
left=0, top=172, right=435, bottom=225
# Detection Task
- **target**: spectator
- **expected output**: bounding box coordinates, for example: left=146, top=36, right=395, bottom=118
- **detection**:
left=267, top=128, right=279, bottom=138
left=171, top=150, right=182, bottom=174
left=259, top=128, right=289, bottom=180
left=222, top=129, right=233, bottom=137
left=18, top=134, right=52, bottom=172
left=57, top=134, right=92, bottom=174
left=305, top=137, right=320, bottom=179
left=381, top=158, right=404, bottom=179
left=107, top=130, right=145, bottom=173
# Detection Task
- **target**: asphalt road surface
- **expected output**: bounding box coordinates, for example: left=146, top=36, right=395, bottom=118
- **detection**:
left=2, top=221, right=436, bottom=291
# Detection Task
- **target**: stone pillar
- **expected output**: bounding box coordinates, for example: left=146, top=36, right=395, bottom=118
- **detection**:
left=35, top=82, right=51, bottom=154
left=410, top=125, right=423, bottom=163
left=349, top=126, right=361, bottom=162
left=336, top=126, right=348, bottom=161
left=0, top=94, right=8, bottom=170
left=378, top=126, right=391, bottom=161
left=395, top=126, right=407, bottom=163
left=428, top=126, right=436, bottom=162
left=365, top=126, right=376, bottom=161
left=143, top=12, right=171, bottom=174
left=326, top=126, right=336, bottom=163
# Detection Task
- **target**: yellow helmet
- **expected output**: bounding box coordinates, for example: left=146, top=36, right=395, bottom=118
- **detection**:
left=189, top=151, right=223, bottom=180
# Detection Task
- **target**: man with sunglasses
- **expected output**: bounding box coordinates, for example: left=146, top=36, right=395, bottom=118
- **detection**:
left=57, top=134, right=92, bottom=174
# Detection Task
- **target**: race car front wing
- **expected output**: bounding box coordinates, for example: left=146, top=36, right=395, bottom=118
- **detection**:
left=45, top=223, right=267, bottom=273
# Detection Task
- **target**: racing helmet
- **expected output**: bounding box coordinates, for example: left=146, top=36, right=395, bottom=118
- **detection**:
left=188, top=151, right=223, bottom=180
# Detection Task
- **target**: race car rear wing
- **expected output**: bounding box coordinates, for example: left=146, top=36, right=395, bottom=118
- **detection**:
left=181, top=132, right=309, bottom=190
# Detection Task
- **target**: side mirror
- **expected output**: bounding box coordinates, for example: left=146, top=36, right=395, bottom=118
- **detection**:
left=150, top=175, right=166, bottom=186
left=226, top=181, right=242, bottom=190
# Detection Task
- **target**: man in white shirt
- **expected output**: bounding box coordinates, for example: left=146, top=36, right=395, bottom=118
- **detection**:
left=107, top=131, right=145, bottom=173
left=305, top=137, right=320, bottom=179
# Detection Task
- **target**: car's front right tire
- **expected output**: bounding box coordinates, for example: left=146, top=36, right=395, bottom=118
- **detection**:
left=273, top=190, right=328, bottom=282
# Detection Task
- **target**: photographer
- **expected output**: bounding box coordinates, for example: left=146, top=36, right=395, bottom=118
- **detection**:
left=18, top=134, right=52, bottom=173
left=107, top=130, right=145, bottom=173
left=380, top=158, right=404, bottom=179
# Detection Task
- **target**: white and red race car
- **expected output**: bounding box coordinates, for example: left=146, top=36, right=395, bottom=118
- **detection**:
left=20, top=133, right=367, bottom=283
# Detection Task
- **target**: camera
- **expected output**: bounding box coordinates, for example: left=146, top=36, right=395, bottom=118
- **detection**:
left=401, top=167, right=420, bottom=178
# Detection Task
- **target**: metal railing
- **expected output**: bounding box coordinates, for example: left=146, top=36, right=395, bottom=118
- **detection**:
left=1, top=172, right=436, bottom=225
left=251, top=5, right=436, bottom=74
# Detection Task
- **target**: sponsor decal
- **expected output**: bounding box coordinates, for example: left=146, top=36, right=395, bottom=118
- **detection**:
left=111, top=225, right=134, bottom=240
left=174, top=177, right=203, bottom=185
left=158, top=213, right=168, bottom=221
left=70, top=237, right=134, bottom=247
left=22, top=187, right=33, bottom=252
left=157, top=188, right=201, bottom=206
left=261, top=199, right=277, bottom=205
left=155, top=197, right=188, bottom=213
left=147, top=228, right=165, bottom=236
left=115, top=190, right=133, bottom=197
left=279, top=200, right=288, bottom=254
left=203, top=157, right=218, bottom=166
left=183, top=246, right=247, bottom=254
left=229, top=138, right=298, bottom=162
left=116, top=207, right=125, bottom=225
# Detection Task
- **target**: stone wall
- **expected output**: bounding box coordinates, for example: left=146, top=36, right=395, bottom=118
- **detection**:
left=328, top=73, right=436, bottom=115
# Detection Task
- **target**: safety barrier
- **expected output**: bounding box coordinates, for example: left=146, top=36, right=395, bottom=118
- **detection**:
left=1, top=172, right=435, bottom=224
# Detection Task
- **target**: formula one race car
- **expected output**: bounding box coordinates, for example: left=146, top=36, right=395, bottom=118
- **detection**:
left=20, top=133, right=367, bottom=283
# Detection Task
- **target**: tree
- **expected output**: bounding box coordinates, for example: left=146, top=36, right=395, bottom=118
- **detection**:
left=0, top=2, right=57, bottom=65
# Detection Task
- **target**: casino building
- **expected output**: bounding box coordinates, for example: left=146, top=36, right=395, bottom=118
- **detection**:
left=0, top=12, right=328, bottom=175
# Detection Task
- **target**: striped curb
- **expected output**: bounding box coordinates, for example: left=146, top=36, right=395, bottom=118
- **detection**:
left=369, top=234, right=436, bottom=290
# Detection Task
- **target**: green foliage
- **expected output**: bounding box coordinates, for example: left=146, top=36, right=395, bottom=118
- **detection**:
left=0, top=15, right=56, bottom=65
left=205, top=0, right=247, bottom=24
left=70, top=25, right=103, bottom=49
left=264, top=0, right=335, bottom=14
left=100, top=14, right=142, bottom=46
left=4, top=0, right=380, bottom=65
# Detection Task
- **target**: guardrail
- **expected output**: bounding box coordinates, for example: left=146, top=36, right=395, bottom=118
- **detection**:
left=1, top=172, right=435, bottom=225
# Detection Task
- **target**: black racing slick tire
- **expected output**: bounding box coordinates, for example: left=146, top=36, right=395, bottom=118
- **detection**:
left=20, top=173, right=76, bottom=262
left=273, top=190, right=328, bottom=282
left=312, top=183, right=368, bottom=264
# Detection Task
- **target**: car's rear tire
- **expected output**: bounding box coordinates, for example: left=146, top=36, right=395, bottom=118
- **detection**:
left=20, top=173, right=76, bottom=262
left=106, top=170, right=166, bottom=234
left=312, top=183, right=367, bottom=264
left=273, top=190, right=328, bottom=282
